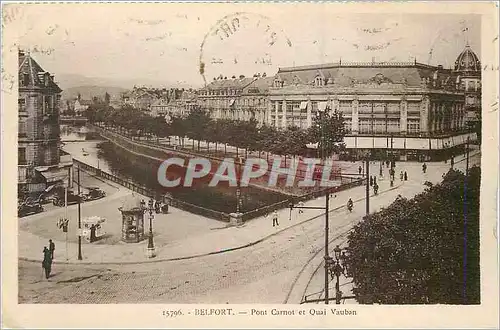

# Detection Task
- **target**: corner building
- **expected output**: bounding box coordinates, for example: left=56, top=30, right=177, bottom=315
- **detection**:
left=18, top=51, right=73, bottom=193
left=269, top=56, right=478, bottom=160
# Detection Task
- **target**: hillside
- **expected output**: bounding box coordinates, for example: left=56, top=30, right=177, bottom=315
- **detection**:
left=60, top=85, right=128, bottom=101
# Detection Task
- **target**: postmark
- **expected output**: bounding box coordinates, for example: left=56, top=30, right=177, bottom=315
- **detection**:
left=199, top=12, right=293, bottom=85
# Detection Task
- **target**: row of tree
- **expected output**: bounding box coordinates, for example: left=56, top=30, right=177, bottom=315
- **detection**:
left=346, top=167, right=480, bottom=304
left=86, top=103, right=347, bottom=158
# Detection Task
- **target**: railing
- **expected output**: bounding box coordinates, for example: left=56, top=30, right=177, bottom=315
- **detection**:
left=241, top=176, right=366, bottom=221
left=73, top=159, right=231, bottom=222
left=60, top=154, right=73, bottom=165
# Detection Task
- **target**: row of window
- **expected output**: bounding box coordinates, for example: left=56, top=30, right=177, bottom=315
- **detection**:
left=199, top=89, right=241, bottom=96
left=18, top=95, right=56, bottom=114
left=201, top=98, right=268, bottom=107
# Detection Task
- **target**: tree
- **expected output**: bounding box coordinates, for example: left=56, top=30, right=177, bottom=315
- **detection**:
left=184, top=107, right=212, bottom=151
left=104, top=92, right=111, bottom=105
left=345, top=167, right=481, bottom=304
left=307, top=109, right=346, bottom=158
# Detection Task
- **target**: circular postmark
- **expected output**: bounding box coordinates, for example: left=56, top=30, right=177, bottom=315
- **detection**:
left=199, top=12, right=293, bottom=85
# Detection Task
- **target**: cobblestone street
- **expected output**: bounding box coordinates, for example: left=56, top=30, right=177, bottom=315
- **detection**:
left=18, top=152, right=480, bottom=304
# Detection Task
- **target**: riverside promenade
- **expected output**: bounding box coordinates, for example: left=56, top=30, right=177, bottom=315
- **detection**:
left=18, top=150, right=480, bottom=265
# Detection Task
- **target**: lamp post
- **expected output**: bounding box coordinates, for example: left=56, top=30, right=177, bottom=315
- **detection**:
left=332, top=245, right=347, bottom=304
left=77, top=165, right=83, bottom=260
left=146, top=198, right=156, bottom=258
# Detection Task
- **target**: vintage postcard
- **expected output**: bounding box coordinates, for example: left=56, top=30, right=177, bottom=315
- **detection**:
left=1, top=1, right=499, bottom=329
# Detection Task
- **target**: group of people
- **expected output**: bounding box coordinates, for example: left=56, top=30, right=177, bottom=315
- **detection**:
left=42, top=239, right=55, bottom=280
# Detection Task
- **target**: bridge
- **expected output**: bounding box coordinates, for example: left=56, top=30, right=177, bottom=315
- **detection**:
left=59, top=116, right=88, bottom=125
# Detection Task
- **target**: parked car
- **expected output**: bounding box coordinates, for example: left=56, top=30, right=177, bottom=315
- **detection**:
left=82, top=187, right=106, bottom=202
left=52, top=189, right=81, bottom=206
left=18, top=201, right=44, bottom=217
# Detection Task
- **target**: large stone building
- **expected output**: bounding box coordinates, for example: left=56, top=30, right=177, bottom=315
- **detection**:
left=18, top=51, right=73, bottom=193
left=268, top=46, right=479, bottom=160
left=454, top=44, right=481, bottom=124
left=197, top=74, right=272, bottom=125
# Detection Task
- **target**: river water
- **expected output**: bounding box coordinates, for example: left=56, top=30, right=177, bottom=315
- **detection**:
left=60, top=124, right=112, bottom=174
left=59, top=125, right=289, bottom=213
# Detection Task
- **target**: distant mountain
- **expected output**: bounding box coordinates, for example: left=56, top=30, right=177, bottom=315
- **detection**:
left=61, top=85, right=128, bottom=102
left=55, top=73, right=199, bottom=94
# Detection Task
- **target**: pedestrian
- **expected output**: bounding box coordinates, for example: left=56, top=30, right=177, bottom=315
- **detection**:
left=42, top=247, right=52, bottom=279
left=373, top=183, right=379, bottom=195
left=400, top=171, right=404, bottom=181
left=422, top=163, right=427, bottom=173
left=404, top=171, right=408, bottom=181
left=298, top=201, right=304, bottom=214
left=358, top=166, right=362, bottom=175
left=373, top=176, right=377, bottom=186
left=49, top=239, right=55, bottom=259
left=386, top=160, right=390, bottom=168
left=369, top=176, right=373, bottom=186
left=272, top=210, right=279, bottom=227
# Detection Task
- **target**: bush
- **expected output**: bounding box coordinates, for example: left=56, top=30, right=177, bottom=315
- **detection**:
left=346, top=167, right=480, bottom=304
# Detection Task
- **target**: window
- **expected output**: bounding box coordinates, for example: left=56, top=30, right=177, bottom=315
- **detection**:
left=344, top=119, right=352, bottom=133
left=314, top=76, right=324, bottom=87
left=22, top=74, right=29, bottom=87
left=407, top=120, right=420, bottom=133
left=407, top=102, right=420, bottom=117
left=373, top=119, right=386, bottom=133
left=359, top=119, right=372, bottom=134
left=339, top=101, right=351, bottom=115
left=387, top=119, right=400, bottom=133
left=358, top=102, right=371, bottom=114
left=18, top=118, right=27, bottom=137
left=18, top=98, right=26, bottom=112
left=18, top=147, right=27, bottom=165
left=276, top=102, right=283, bottom=113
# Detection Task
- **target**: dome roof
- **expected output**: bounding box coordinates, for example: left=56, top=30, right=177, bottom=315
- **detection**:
left=454, top=45, right=481, bottom=73
left=119, top=194, right=145, bottom=212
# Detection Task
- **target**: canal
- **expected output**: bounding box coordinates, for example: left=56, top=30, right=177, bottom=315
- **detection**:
left=60, top=125, right=289, bottom=214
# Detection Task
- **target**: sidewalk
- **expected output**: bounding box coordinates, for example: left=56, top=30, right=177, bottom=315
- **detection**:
left=18, top=150, right=480, bottom=265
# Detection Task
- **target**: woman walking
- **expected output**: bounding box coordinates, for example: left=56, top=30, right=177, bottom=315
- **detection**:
left=42, top=247, right=52, bottom=279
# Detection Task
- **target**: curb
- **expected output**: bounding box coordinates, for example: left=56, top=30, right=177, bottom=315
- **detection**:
left=20, top=183, right=401, bottom=266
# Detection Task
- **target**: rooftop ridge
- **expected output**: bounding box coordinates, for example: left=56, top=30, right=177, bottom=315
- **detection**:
left=278, top=61, right=441, bottom=73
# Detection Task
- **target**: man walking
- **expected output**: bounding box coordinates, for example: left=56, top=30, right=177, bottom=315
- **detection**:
left=42, top=247, right=52, bottom=279
left=358, top=166, right=362, bottom=175
left=49, top=239, right=55, bottom=259
left=272, top=210, right=279, bottom=227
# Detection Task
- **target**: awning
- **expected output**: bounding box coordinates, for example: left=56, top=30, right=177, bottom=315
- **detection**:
left=229, top=99, right=235, bottom=106
left=36, top=167, right=69, bottom=183
left=317, top=102, right=328, bottom=112
left=300, top=101, right=309, bottom=110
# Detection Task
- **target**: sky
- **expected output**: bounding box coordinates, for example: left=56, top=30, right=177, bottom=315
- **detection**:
left=5, top=3, right=481, bottom=88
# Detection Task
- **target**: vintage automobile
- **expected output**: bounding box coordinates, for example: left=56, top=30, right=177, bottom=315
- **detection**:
left=82, top=187, right=106, bottom=202
left=18, top=200, right=44, bottom=217
left=52, top=189, right=81, bottom=207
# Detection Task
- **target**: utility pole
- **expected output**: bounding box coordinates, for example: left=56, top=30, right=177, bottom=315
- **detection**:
left=324, top=191, right=330, bottom=304
left=77, top=166, right=82, bottom=260
left=463, top=135, right=470, bottom=303
left=365, top=158, right=370, bottom=215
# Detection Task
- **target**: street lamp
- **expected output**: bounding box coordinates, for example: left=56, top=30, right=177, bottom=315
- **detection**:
left=146, top=198, right=156, bottom=258
left=331, top=245, right=348, bottom=304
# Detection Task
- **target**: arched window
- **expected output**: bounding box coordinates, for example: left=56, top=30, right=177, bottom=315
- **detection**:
left=315, top=76, right=324, bottom=87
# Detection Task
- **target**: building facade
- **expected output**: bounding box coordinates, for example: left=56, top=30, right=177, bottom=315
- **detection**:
left=18, top=51, right=73, bottom=193
left=454, top=44, right=481, bottom=124
left=268, top=53, right=478, bottom=160
left=197, top=75, right=272, bottom=125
